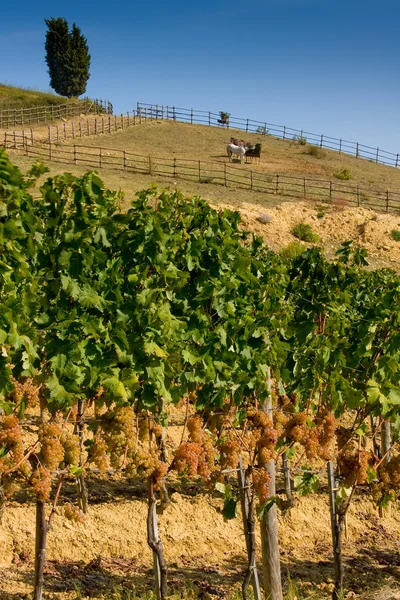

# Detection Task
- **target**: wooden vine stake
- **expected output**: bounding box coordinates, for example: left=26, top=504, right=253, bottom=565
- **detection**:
left=379, top=420, right=391, bottom=517
left=147, top=479, right=168, bottom=599
left=327, top=461, right=343, bottom=600
left=259, top=368, right=283, bottom=600
left=237, top=458, right=262, bottom=600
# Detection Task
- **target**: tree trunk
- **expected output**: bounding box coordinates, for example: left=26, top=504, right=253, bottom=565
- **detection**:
left=259, top=369, right=283, bottom=600
left=328, top=461, right=344, bottom=600
left=33, top=500, right=49, bottom=600
left=147, top=480, right=168, bottom=599
left=238, top=459, right=262, bottom=600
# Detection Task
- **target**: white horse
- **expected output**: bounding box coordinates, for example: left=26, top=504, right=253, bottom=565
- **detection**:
left=226, top=143, right=249, bottom=163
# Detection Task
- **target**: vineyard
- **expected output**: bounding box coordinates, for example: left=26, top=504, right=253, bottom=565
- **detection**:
left=1, top=148, right=400, bottom=600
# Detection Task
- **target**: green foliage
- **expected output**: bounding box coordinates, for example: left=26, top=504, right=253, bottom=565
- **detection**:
left=280, top=240, right=307, bottom=260
left=390, top=229, right=400, bottom=241
left=44, top=17, right=91, bottom=97
left=294, top=470, right=320, bottom=495
left=291, top=223, right=320, bottom=243
left=334, top=167, right=352, bottom=180
left=293, top=134, right=307, bottom=145
left=218, top=111, right=230, bottom=124
left=256, top=125, right=269, bottom=135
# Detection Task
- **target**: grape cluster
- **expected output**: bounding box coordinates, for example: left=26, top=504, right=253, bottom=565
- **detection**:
left=252, top=468, right=271, bottom=503
left=89, top=435, right=110, bottom=472
left=38, top=423, right=64, bottom=470
left=11, top=376, right=40, bottom=408
left=338, top=446, right=371, bottom=486
left=284, top=410, right=336, bottom=461
left=31, top=466, right=52, bottom=502
left=173, top=415, right=216, bottom=479
left=0, top=415, right=25, bottom=474
left=101, top=407, right=136, bottom=468
left=60, top=431, right=80, bottom=466
left=246, top=410, right=278, bottom=465
left=64, top=502, right=85, bottom=523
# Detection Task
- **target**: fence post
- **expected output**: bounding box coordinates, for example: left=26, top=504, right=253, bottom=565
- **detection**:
left=124, top=151, right=127, bottom=170
left=48, top=140, right=52, bottom=161
left=72, top=121, right=75, bottom=139
left=250, top=170, right=254, bottom=190
left=95, top=119, right=98, bottom=136
left=198, top=160, right=201, bottom=182
left=74, top=145, right=77, bottom=164
left=275, top=174, right=279, bottom=194
left=99, top=148, right=102, bottom=168
left=109, top=115, right=112, bottom=133
left=173, top=106, right=176, bottom=121
left=376, top=148, right=379, bottom=163
left=246, top=118, right=249, bottom=133
left=127, top=112, right=130, bottom=127
left=4, top=133, right=7, bottom=149
left=356, top=142, right=359, bottom=158
left=173, top=157, right=177, bottom=178
left=64, top=122, right=67, bottom=139
left=303, top=177, right=306, bottom=198
left=148, top=155, right=152, bottom=174
left=13, top=130, right=16, bottom=149
left=208, top=111, right=211, bottom=126
left=320, top=134, right=324, bottom=148
left=190, top=108, right=193, bottom=124
left=283, top=126, right=286, bottom=140
left=396, top=154, right=399, bottom=168
left=330, top=181, right=333, bottom=200
left=48, top=126, right=51, bottom=145
left=386, top=191, right=389, bottom=212
left=357, top=185, right=360, bottom=206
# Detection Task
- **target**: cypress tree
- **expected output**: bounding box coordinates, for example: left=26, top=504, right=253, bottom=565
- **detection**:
left=44, top=18, right=91, bottom=98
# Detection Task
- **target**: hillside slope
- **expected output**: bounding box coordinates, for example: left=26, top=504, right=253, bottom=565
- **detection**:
left=0, top=84, right=76, bottom=110
left=67, top=120, right=400, bottom=195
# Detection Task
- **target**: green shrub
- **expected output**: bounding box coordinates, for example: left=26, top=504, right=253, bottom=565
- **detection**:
left=390, top=229, right=400, bottom=242
left=291, top=223, right=320, bottom=242
left=280, top=240, right=307, bottom=260
left=334, top=168, right=352, bottom=180
left=293, top=134, right=307, bottom=145
left=199, top=176, right=213, bottom=184
left=256, top=125, right=269, bottom=135
left=306, top=145, right=326, bottom=159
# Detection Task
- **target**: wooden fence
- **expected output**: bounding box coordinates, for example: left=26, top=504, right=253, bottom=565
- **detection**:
left=0, top=98, right=112, bottom=129
left=2, top=133, right=400, bottom=215
left=137, top=102, right=400, bottom=170
left=0, top=110, right=152, bottom=146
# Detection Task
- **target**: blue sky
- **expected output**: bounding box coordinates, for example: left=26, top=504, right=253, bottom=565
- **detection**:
left=2, top=0, right=400, bottom=153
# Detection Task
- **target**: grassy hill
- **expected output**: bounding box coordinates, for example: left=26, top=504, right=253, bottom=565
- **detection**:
left=67, top=119, right=400, bottom=195
left=0, top=84, right=77, bottom=109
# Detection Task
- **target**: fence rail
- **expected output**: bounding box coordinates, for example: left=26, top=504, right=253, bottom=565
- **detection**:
left=2, top=133, right=400, bottom=215
left=137, top=102, right=400, bottom=169
left=0, top=98, right=113, bottom=129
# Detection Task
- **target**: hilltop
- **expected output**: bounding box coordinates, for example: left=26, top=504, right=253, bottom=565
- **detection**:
left=0, top=84, right=77, bottom=110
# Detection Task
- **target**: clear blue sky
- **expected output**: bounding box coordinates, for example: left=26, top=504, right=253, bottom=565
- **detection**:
left=2, top=0, right=400, bottom=153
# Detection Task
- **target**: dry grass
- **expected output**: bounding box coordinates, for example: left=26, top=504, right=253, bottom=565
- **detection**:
left=64, top=120, right=400, bottom=193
